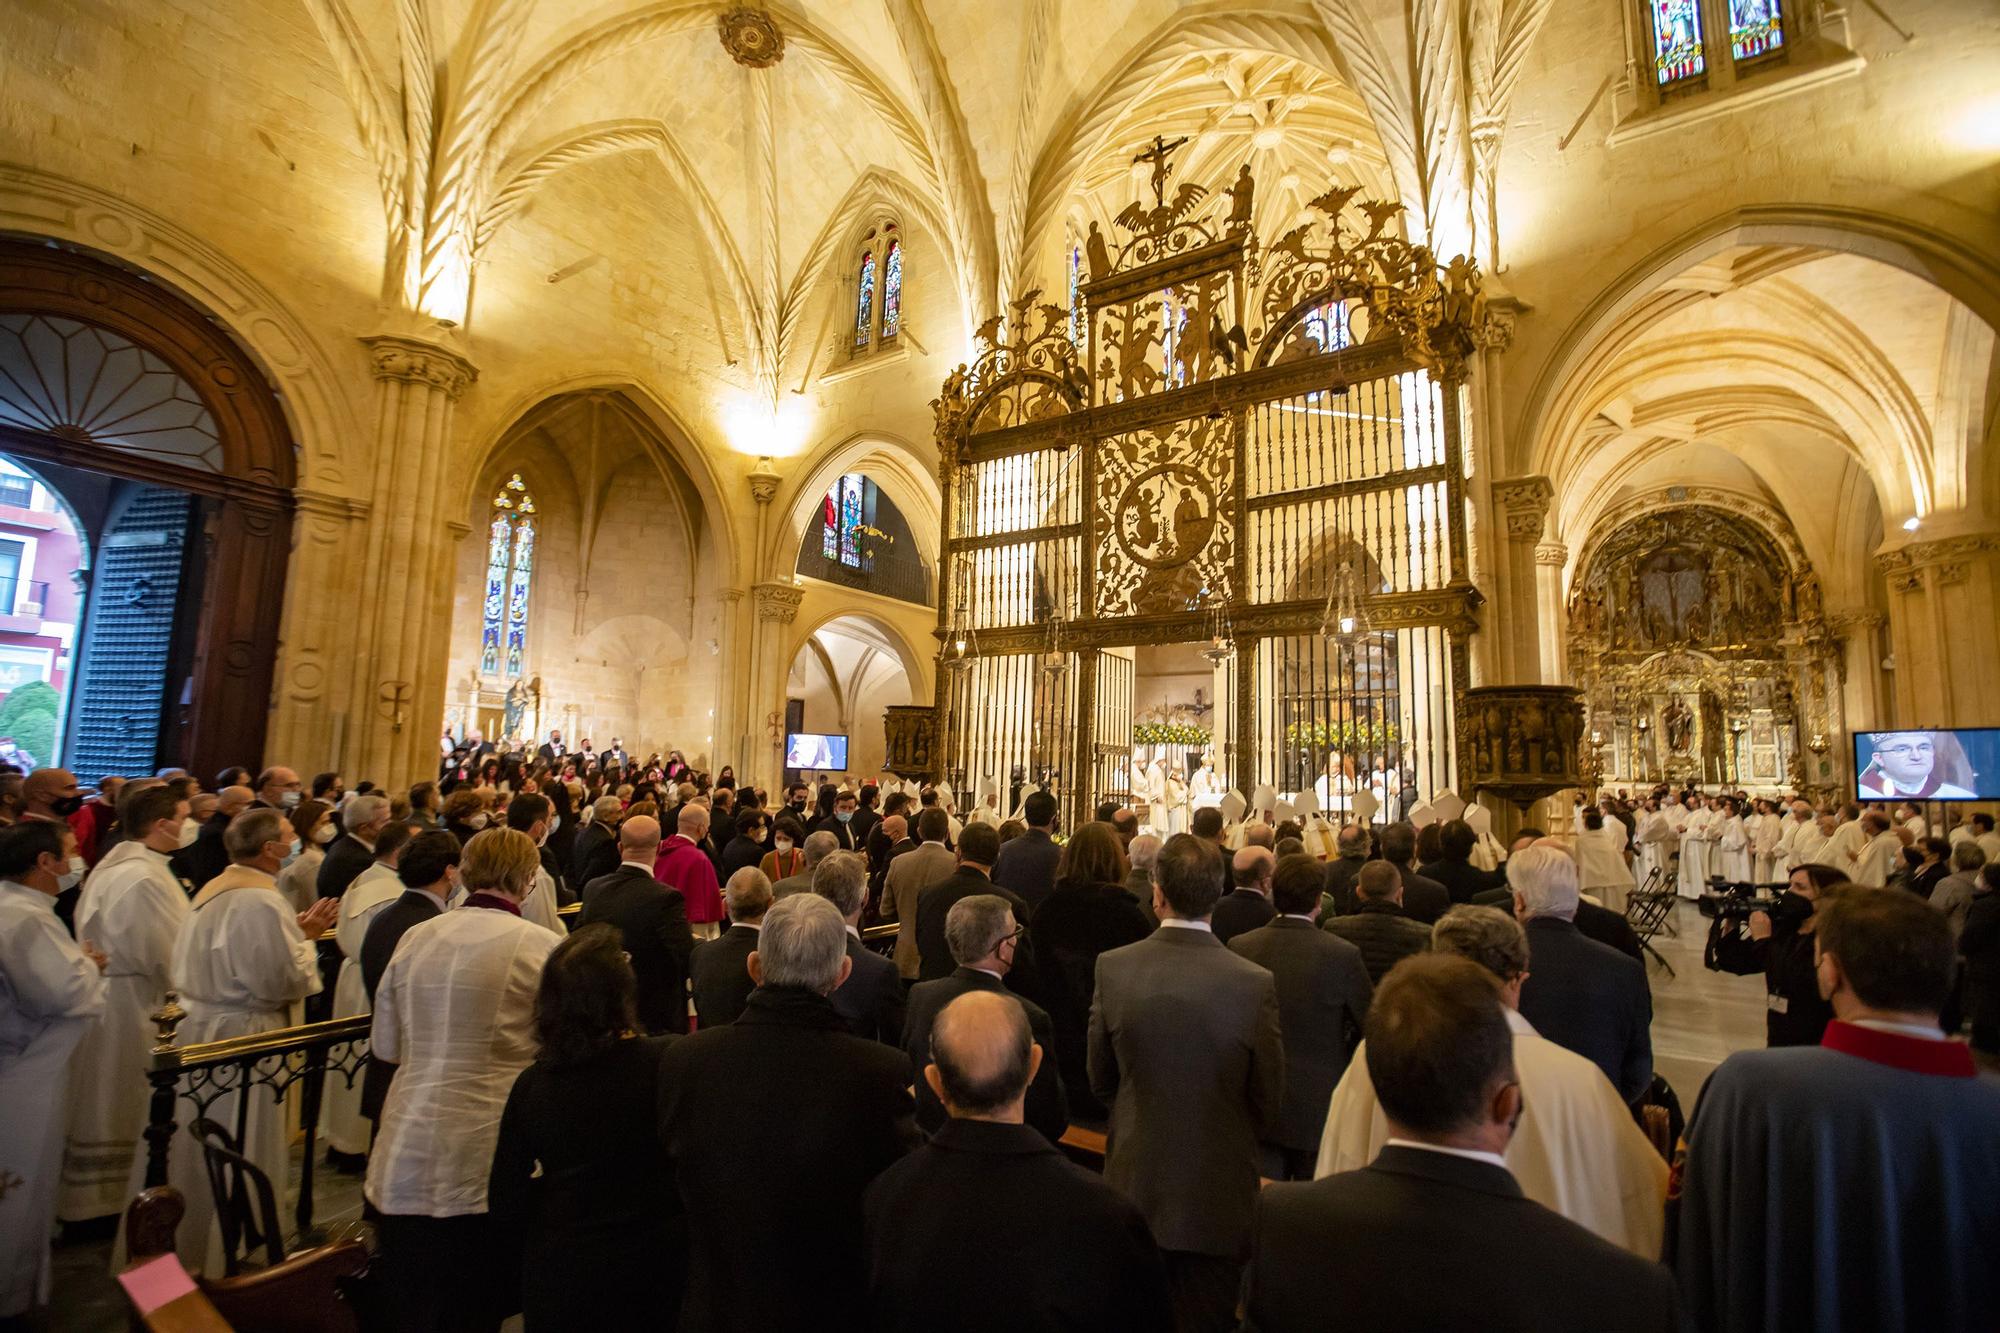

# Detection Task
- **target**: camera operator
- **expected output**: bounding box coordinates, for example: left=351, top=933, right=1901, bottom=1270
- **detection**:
left=1746, top=863, right=1848, bottom=1047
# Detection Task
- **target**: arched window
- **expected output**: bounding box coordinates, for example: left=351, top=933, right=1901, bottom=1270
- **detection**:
left=1645, top=0, right=1786, bottom=89
left=1650, top=0, right=1706, bottom=84
left=1727, top=0, right=1782, bottom=62
left=480, top=474, right=537, bottom=680
left=851, top=221, right=906, bottom=356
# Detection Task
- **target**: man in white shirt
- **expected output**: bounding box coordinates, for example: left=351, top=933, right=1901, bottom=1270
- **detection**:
left=0, top=821, right=107, bottom=1320
left=115, top=807, right=335, bottom=1277
left=1318, top=905, right=1667, bottom=1256
left=1823, top=802, right=1869, bottom=873
left=60, top=786, right=190, bottom=1223
left=1851, top=811, right=1902, bottom=888
left=1970, top=813, right=2000, bottom=866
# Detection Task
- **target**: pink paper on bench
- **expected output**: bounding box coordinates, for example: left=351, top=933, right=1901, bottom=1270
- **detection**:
left=118, top=1253, right=199, bottom=1313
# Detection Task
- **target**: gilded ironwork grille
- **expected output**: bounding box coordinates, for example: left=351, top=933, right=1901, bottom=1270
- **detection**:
left=932, top=152, right=1486, bottom=824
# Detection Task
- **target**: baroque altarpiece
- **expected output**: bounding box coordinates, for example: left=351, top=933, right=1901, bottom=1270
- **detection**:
left=924, top=143, right=1490, bottom=824
left=1566, top=494, right=1847, bottom=796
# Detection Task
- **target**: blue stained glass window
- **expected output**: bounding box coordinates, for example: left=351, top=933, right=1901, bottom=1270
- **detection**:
left=855, top=250, right=876, bottom=349
left=1652, top=0, right=1706, bottom=84
left=839, top=475, right=864, bottom=567
left=1729, top=0, right=1782, bottom=60
left=881, top=238, right=902, bottom=341
left=1305, top=301, right=1353, bottom=351
left=480, top=474, right=536, bottom=680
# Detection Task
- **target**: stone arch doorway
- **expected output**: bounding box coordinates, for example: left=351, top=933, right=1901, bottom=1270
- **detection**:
left=784, top=613, right=924, bottom=779
left=0, top=240, right=295, bottom=779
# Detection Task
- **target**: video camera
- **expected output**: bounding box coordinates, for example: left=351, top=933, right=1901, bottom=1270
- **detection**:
left=1696, top=879, right=1784, bottom=920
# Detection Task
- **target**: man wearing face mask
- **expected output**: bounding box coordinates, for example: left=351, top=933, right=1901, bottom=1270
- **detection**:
left=248, top=766, right=303, bottom=813
left=0, top=820, right=108, bottom=1323
left=59, top=785, right=193, bottom=1223
left=21, top=768, right=88, bottom=930
left=504, top=791, right=569, bottom=936
left=812, top=788, right=865, bottom=852
left=1746, top=863, right=1845, bottom=1047
left=172, top=786, right=250, bottom=894
left=317, top=792, right=390, bottom=901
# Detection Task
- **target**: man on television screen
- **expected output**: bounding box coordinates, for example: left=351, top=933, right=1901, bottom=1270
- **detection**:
left=1858, top=731, right=1977, bottom=800
left=789, top=733, right=838, bottom=772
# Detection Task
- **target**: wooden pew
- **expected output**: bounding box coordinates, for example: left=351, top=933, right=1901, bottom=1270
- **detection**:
left=121, top=1188, right=373, bottom=1333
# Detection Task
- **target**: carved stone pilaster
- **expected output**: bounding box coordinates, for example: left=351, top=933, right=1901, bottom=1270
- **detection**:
left=362, top=333, right=476, bottom=399
left=754, top=581, right=804, bottom=624
left=1493, top=476, right=1554, bottom=541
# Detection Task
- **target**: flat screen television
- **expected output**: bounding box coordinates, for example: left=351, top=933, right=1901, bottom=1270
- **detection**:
left=785, top=732, right=849, bottom=771
left=1852, top=728, right=2000, bottom=802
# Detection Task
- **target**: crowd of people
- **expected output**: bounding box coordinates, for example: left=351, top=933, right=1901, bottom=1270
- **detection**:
left=1, top=745, right=1997, bottom=1332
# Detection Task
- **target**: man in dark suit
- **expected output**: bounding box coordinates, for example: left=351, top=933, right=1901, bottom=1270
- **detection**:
left=1379, top=822, right=1450, bottom=924
left=1229, top=853, right=1373, bottom=1180
left=1472, top=832, right=1645, bottom=963
left=992, top=790, right=1062, bottom=916
left=657, top=894, right=918, bottom=1333
left=691, top=864, right=770, bottom=1028
left=567, top=795, right=623, bottom=889
left=1212, top=846, right=1278, bottom=944
left=864, top=990, right=1169, bottom=1332
left=1240, top=954, right=1682, bottom=1332
left=317, top=791, right=389, bottom=899
left=811, top=788, right=866, bottom=852
left=578, top=815, right=696, bottom=1035
left=1508, top=843, right=1653, bottom=1104
left=1088, top=833, right=1284, bottom=1333
left=1324, top=861, right=1432, bottom=985
left=1321, top=823, right=1371, bottom=916
left=358, top=830, right=459, bottom=1121
left=1422, top=818, right=1509, bottom=904
left=915, top=824, right=1029, bottom=982
left=814, top=851, right=904, bottom=1045
left=171, top=785, right=249, bottom=890
left=901, top=892, right=1067, bottom=1144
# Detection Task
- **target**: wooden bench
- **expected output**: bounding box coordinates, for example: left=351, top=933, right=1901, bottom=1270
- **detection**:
left=121, top=1187, right=372, bottom=1333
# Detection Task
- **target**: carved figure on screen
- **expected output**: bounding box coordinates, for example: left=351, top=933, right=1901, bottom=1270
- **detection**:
left=1086, top=221, right=1113, bottom=283
left=1225, top=163, right=1256, bottom=231
left=1663, top=698, right=1694, bottom=756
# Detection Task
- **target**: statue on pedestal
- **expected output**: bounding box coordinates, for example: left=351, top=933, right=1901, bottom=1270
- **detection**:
left=504, top=678, right=531, bottom=742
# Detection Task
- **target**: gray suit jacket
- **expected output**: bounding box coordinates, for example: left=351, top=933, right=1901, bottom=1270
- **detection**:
left=1228, top=918, right=1372, bottom=1151
left=1087, top=925, right=1284, bottom=1257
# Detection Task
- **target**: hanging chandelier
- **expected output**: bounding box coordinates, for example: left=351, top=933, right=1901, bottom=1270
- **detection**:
left=1040, top=609, right=1069, bottom=681
left=940, top=555, right=979, bottom=673
left=1198, top=588, right=1235, bottom=665
left=1322, top=556, right=1374, bottom=641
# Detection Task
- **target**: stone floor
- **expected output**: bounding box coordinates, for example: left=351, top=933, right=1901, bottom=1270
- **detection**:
left=35, top=901, right=1766, bottom=1331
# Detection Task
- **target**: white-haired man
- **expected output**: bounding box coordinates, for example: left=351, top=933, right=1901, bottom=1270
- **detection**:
left=657, top=893, right=917, bottom=1331
left=318, top=791, right=390, bottom=900
left=1510, top=843, right=1653, bottom=1104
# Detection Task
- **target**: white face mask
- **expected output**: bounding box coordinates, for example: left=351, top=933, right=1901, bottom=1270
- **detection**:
left=774, top=838, right=793, bottom=853
left=281, top=838, right=302, bottom=868
left=547, top=815, right=560, bottom=836
left=312, top=823, right=337, bottom=846
left=176, top=818, right=201, bottom=849
left=468, top=812, right=490, bottom=830
left=59, top=856, right=86, bottom=891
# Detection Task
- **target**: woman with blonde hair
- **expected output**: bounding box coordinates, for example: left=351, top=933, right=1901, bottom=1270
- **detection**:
left=365, top=827, right=562, bottom=1330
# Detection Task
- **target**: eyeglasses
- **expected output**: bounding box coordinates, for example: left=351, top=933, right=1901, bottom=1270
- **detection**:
left=1875, top=743, right=1934, bottom=760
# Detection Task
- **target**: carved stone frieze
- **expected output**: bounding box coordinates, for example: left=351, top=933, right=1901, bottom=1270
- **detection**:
left=1534, top=541, right=1568, bottom=567
left=362, top=334, right=476, bottom=399
left=753, top=581, right=804, bottom=623
left=1492, top=476, right=1554, bottom=541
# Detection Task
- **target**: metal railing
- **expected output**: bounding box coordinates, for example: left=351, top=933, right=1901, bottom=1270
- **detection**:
left=795, top=549, right=934, bottom=607
left=144, top=910, right=900, bottom=1242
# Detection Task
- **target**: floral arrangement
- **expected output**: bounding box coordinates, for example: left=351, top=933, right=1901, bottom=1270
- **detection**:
left=1134, top=721, right=1211, bottom=747
left=1286, top=718, right=1401, bottom=750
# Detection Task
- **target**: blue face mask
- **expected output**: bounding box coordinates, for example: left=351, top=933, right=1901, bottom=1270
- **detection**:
left=836, top=810, right=853, bottom=824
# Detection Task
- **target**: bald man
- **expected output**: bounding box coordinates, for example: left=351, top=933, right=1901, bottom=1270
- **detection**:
left=1212, top=846, right=1278, bottom=945
left=863, top=990, right=1171, bottom=1331
left=578, top=814, right=695, bottom=1033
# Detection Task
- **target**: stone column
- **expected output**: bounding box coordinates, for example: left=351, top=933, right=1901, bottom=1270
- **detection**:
left=1874, top=532, right=2000, bottom=725
left=349, top=332, right=476, bottom=790
left=712, top=586, right=744, bottom=772
left=1490, top=475, right=1554, bottom=684
left=1825, top=609, right=1888, bottom=735
left=1532, top=540, right=1568, bottom=686
left=749, top=580, right=804, bottom=781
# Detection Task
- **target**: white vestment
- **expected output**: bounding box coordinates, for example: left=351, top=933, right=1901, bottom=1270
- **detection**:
left=321, top=862, right=403, bottom=1155
left=1900, top=814, right=1929, bottom=843
left=1716, top=816, right=1752, bottom=883
left=1192, top=766, right=1227, bottom=810
left=61, top=842, right=189, bottom=1220
left=274, top=845, right=324, bottom=914
left=114, top=867, right=321, bottom=1277
left=1677, top=809, right=1713, bottom=898
left=0, top=880, right=106, bottom=1316
left=1823, top=818, right=1868, bottom=873
left=1852, top=831, right=1901, bottom=888
left=1577, top=825, right=1635, bottom=913
left=1634, top=811, right=1677, bottom=886
left=365, top=904, right=557, bottom=1218
left=1750, top=813, right=1783, bottom=883
left=1317, top=1008, right=1668, bottom=1257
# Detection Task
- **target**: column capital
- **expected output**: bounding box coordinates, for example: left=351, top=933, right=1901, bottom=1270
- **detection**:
left=1493, top=475, right=1554, bottom=541
left=1533, top=540, right=1568, bottom=567
left=753, top=580, right=804, bottom=623
left=1825, top=608, right=1887, bottom=634
left=748, top=458, right=783, bottom=506
left=1874, top=532, right=2000, bottom=585
left=361, top=333, right=478, bottom=399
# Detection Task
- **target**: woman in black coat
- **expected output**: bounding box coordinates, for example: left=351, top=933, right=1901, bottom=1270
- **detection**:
left=1029, top=822, right=1152, bottom=1122
left=1748, top=862, right=1845, bottom=1047
left=489, top=926, right=683, bottom=1330
left=719, top=806, right=771, bottom=882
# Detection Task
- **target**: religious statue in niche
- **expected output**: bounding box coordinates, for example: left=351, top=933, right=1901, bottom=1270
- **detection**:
left=1662, top=697, right=1694, bottom=756
left=503, top=677, right=531, bottom=741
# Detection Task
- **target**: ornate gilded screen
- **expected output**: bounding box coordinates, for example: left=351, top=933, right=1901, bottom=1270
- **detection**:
left=930, top=141, right=1490, bottom=823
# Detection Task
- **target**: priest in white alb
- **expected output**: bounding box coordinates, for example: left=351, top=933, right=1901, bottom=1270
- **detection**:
left=322, top=821, right=414, bottom=1161
left=0, top=821, right=107, bottom=1321
left=114, top=807, right=336, bottom=1277
left=1317, top=905, right=1667, bottom=1257
left=60, top=785, right=192, bottom=1223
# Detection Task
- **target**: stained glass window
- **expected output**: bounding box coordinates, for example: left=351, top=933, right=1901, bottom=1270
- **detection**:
left=822, top=489, right=840, bottom=560
left=1729, top=0, right=1782, bottom=61
left=839, top=475, right=865, bottom=567
left=480, top=474, right=536, bottom=680
left=1305, top=301, right=1353, bottom=351
left=1068, top=244, right=1083, bottom=344
left=855, top=249, right=877, bottom=349
left=1651, top=0, right=1706, bottom=84
left=818, top=474, right=870, bottom=569
left=881, top=236, right=903, bottom=341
